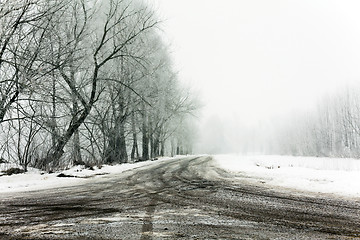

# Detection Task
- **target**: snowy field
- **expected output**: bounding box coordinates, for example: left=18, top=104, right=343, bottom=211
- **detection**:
left=214, top=155, right=360, bottom=198
left=0, top=157, right=177, bottom=193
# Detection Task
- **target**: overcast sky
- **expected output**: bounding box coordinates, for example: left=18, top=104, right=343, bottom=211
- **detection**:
left=150, top=0, right=360, bottom=125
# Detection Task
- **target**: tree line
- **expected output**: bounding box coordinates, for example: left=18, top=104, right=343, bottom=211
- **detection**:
left=197, top=85, right=360, bottom=159
left=0, top=0, right=198, bottom=171
left=271, top=87, right=360, bottom=158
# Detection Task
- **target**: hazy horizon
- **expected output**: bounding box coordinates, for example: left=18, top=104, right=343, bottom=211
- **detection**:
left=151, top=0, right=360, bottom=154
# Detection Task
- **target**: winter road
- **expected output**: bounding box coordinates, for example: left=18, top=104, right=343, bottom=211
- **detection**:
left=1, top=156, right=360, bottom=239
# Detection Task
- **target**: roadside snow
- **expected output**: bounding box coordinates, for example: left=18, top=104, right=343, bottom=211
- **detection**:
left=0, top=157, right=176, bottom=193
left=214, top=155, right=360, bottom=198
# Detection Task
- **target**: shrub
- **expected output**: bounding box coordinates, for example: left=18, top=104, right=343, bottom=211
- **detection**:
left=4, top=168, right=25, bottom=176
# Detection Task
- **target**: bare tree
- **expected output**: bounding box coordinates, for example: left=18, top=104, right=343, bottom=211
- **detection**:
left=0, top=0, right=200, bottom=170
left=39, top=0, right=158, bottom=168
left=0, top=0, right=65, bottom=123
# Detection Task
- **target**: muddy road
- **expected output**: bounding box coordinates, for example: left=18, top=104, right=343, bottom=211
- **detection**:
left=1, top=156, right=360, bottom=239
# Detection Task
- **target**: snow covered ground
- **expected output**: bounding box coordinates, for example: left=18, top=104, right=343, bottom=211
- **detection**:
left=214, top=155, right=360, bottom=198
left=3, top=154, right=360, bottom=199
left=0, top=157, right=177, bottom=193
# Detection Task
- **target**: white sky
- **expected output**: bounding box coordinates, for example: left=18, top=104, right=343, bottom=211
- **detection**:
left=150, top=0, right=360, bottom=124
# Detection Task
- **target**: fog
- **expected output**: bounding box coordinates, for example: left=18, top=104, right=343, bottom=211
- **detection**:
left=151, top=0, right=360, bottom=155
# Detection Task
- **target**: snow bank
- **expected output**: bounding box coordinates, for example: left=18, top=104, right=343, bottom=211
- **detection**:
left=214, top=155, right=360, bottom=198
left=0, top=157, right=175, bottom=193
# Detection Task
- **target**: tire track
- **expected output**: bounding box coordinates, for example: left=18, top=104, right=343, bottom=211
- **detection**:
left=1, top=156, right=360, bottom=239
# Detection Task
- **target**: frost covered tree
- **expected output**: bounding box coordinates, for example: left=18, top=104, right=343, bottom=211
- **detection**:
left=269, top=86, right=360, bottom=158
left=0, top=0, right=200, bottom=171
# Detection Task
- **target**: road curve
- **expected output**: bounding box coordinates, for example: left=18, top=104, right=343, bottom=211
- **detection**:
left=1, top=156, right=360, bottom=239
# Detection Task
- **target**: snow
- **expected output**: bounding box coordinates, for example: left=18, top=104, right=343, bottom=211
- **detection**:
left=0, top=157, right=175, bottom=193
left=214, top=155, right=360, bottom=198
left=3, top=155, right=360, bottom=198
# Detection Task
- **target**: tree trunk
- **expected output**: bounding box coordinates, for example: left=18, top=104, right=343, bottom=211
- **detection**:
left=51, top=77, right=57, bottom=148
left=150, top=134, right=154, bottom=159
left=160, top=140, right=165, bottom=156
left=141, top=105, right=149, bottom=160
left=44, top=65, right=100, bottom=170
left=130, top=110, right=139, bottom=160
left=105, top=119, right=128, bottom=164
left=153, top=131, right=160, bottom=157
left=171, top=139, right=176, bottom=157
left=119, top=122, right=128, bottom=163
left=72, top=96, right=82, bottom=165
left=45, top=97, right=94, bottom=169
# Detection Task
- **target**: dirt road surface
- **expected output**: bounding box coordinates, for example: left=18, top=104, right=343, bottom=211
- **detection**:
left=1, top=156, right=360, bottom=239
